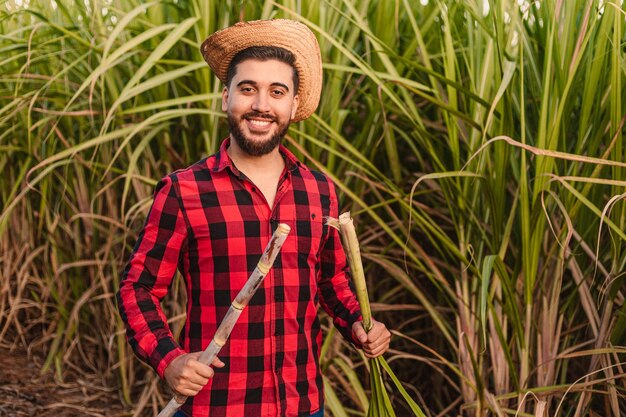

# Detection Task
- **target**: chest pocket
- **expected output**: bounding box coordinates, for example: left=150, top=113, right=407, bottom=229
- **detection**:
left=275, top=173, right=332, bottom=268
left=292, top=207, right=326, bottom=265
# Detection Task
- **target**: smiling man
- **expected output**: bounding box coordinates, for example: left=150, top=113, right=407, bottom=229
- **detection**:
left=117, top=19, right=391, bottom=417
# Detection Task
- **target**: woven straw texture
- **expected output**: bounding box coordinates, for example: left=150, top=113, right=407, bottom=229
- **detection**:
left=201, top=19, right=322, bottom=122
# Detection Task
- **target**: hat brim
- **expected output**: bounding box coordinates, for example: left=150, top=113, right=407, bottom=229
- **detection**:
left=201, top=19, right=322, bottom=122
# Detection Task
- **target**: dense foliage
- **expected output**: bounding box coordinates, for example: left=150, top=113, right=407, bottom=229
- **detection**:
left=1, top=0, right=625, bottom=415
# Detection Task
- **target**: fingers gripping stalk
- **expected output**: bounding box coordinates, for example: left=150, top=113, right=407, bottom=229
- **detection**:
left=157, top=224, right=291, bottom=417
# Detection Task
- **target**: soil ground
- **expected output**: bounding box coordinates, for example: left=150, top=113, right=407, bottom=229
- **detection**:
left=0, top=348, right=128, bottom=417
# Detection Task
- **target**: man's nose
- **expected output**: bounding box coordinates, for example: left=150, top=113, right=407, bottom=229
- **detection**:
left=251, top=93, right=270, bottom=112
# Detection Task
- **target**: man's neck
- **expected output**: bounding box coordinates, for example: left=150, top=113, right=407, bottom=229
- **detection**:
left=226, top=137, right=286, bottom=208
left=226, top=136, right=285, bottom=176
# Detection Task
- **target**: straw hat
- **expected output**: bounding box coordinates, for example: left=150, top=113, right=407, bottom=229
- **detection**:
left=201, top=19, right=322, bottom=122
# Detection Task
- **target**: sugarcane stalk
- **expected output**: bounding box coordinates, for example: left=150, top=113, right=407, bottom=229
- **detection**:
left=157, top=223, right=291, bottom=417
left=336, top=211, right=372, bottom=332
left=329, top=211, right=426, bottom=417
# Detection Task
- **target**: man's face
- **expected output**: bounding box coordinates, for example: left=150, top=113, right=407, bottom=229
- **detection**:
left=222, top=59, right=300, bottom=156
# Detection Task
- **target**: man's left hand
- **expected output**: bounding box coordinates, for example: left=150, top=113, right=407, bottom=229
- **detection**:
left=352, top=318, right=391, bottom=358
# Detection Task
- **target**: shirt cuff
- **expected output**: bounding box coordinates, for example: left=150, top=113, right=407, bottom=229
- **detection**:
left=348, top=313, right=364, bottom=349
left=155, top=343, right=187, bottom=379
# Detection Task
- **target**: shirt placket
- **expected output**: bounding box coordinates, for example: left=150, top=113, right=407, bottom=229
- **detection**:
left=242, top=168, right=292, bottom=417
left=269, top=171, right=291, bottom=416
left=234, top=171, right=275, bottom=417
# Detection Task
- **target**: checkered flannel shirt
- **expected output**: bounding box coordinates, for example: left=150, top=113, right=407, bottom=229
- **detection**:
left=117, top=138, right=362, bottom=417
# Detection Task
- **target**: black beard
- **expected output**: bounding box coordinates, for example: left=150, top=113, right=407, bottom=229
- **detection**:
left=228, top=112, right=290, bottom=156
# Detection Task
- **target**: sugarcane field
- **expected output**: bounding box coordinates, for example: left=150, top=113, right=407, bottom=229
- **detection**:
left=1, top=0, right=625, bottom=416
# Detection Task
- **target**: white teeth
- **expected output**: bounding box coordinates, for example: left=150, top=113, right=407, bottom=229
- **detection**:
left=249, top=119, right=271, bottom=126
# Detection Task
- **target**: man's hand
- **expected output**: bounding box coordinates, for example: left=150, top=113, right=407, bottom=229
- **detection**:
left=164, top=352, right=225, bottom=398
left=352, top=318, right=391, bottom=358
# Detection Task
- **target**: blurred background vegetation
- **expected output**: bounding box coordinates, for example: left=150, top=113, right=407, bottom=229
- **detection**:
left=1, top=0, right=625, bottom=416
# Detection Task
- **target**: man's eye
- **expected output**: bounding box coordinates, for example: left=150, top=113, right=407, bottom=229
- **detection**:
left=272, top=89, right=285, bottom=96
left=241, top=87, right=254, bottom=93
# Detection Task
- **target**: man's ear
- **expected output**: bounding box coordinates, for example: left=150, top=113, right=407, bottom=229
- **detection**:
left=290, top=95, right=300, bottom=120
left=221, top=86, right=229, bottom=112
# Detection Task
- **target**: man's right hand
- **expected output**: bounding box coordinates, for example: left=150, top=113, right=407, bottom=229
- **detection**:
left=164, top=352, right=225, bottom=397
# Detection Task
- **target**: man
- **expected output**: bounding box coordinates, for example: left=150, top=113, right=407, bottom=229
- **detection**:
left=117, top=19, right=391, bottom=417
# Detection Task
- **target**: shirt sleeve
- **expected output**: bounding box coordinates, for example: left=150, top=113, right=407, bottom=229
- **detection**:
left=116, top=175, right=187, bottom=378
left=316, top=178, right=363, bottom=347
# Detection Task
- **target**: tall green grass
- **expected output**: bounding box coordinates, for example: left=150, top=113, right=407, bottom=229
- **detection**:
left=1, top=0, right=625, bottom=415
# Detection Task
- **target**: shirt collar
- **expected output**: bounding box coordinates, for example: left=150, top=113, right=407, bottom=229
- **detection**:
left=210, top=137, right=305, bottom=174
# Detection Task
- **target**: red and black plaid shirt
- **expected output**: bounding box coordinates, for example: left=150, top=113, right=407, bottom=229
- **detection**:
left=117, top=138, right=362, bottom=417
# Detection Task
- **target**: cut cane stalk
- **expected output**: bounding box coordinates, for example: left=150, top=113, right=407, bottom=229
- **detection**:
left=328, top=212, right=427, bottom=417
left=157, top=224, right=291, bottom=417
left=337, top=211, right=373, bottom=332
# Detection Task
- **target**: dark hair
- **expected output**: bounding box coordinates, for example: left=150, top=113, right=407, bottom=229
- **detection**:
left=225, top=46, right=299, bottom=93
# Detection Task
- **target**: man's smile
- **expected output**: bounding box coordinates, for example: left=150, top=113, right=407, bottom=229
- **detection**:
left=245, top=119, right=273, bottom=134
left=243, top=113, right=278, bottom=133
left=248, top=119, right=271, bottom=126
